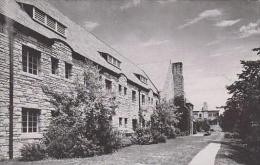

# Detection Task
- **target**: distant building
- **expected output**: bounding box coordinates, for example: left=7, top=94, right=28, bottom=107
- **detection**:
left=193, top=102, right=219, bottom=125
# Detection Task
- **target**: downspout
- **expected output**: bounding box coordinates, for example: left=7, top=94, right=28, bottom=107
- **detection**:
left=7, top=19, right=14, bottom=159
left=138, top=88, right=141, bottom=127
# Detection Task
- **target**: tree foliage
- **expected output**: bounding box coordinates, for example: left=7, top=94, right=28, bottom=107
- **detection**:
left=42, top=63, right=121, bottom=158
left=223, top=49, right=260, bottom=153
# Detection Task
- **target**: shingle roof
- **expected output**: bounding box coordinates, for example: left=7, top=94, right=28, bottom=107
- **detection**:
left=0, top=0, right=159, bottom=94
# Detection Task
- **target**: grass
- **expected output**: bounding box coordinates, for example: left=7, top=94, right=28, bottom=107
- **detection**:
left=215, top=136, right=260, bottom=165
left=0, top=133, right=221, bottom=165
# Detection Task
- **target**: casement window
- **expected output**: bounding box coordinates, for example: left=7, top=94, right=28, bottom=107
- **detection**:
left=132, top=90, right=136, bottom=102
left=142, top=94, right=145, bottom=105
left=33, top=7, right=66, bottom=36
left=65, top=62, right=72, bottom=79
left=124, top=87, right=127, bottom=96
left=51, top=57, right=59, bottom=75
left=118, top=84, right=122, bottom=94
left=119, top=117, right=122, bottom=127
left=22, top=46, right=41, bottom=75
left=105, top=79, right=112, bottom=92
left=22, top=108, right=40, bottom=133
left=124, top=118, right=128, bottom=128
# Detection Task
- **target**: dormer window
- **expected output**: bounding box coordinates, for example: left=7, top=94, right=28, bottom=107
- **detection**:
left=135, top=74, right=148, bottom=84
left=33, top=7, right=66, bottom=37
left=99, top=52, right=121, bottom=69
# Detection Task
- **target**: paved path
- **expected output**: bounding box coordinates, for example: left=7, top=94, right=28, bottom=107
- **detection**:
left=188, top=132, right=224, bottom=165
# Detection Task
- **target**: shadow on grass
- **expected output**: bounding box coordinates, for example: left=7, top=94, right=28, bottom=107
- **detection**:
left=211, top=139, right=259, bottom=165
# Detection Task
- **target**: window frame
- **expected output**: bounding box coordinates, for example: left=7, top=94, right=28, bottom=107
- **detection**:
left=22, top=46, right=40, bottom=75
left=22, top=108, right=40, bottom=133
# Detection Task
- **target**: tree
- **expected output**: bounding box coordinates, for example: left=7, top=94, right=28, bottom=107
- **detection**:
left=42, top=62, right=121, bottom=158
left=224, top=48, right=260, bottom=153
left=151, top=100, right=180, bottom=138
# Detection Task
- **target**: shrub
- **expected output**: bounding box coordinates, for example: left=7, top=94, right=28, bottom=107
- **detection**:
left=224, top=132, right=240, bottom=139
left=152, top=131, right=166, bottom=143
left=165, top=126, right=177, bottom=139
left=20, top=142, right=46, bottom=161
left=46, top=136, right=103, bottom=159
left=132, top=128, right=152, bottom=145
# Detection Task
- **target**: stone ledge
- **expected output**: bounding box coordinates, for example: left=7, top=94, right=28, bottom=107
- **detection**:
left=19, top=133, right=43, bottom=139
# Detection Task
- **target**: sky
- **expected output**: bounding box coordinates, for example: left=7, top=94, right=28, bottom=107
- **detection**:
left=49, top=0, right=260, bottom=110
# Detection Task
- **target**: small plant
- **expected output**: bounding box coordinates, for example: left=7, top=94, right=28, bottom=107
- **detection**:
left=20, top=142, right=46, bottom=161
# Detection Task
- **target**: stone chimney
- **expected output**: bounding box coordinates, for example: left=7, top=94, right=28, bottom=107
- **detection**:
left=172, top=62, right=184, bottom=98
left=161, top=62, right=184, bottom=101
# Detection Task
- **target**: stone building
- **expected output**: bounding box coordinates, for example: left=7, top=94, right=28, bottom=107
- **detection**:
left=0, top=0, right=160, bottom=158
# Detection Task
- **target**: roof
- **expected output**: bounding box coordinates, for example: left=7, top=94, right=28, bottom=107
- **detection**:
left=0, top=0, right=159, bottom=94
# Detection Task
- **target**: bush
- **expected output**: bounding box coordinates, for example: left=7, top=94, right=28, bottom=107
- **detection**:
left=165, top=126, right=177, bottom=139
left=46, top=136, right=103, bottom=159
left=20, top=142, right=46, bottom=161
left=132, top=128, right=152, bottom=145
left=224, top=132, right=240, bottom=139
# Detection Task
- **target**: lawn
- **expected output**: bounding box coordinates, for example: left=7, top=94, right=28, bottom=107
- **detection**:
left=215, top=136, right=260, bottom=165
left=1, top=132, right=222, bottom=165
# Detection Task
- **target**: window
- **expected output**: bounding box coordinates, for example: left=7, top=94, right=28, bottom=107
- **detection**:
left=132, top=119, right=137, bottom=131
left=142, top=94, right=145, bottom=105
left=33, top=7, right=66, bottom=36
left=124, top=87, right=127, bottom=96
left=139, top=75, right=147, bottom=84
left=124, top=118, right=128, bottom=128
left=22, top=108, right=40, bottom=133
left=118, top=85, right=122, bottom=94
left=107, top=54, right=121, bottom=68
left=51, top=57, right=58, bottom=75
left=65, top=62, right=72, bottom=79
left=132, top=90, right=136, bottom=102
left=119, top=117, right=122, bottom=127
left=22, top=46, right=40, bottom=75
left=105, top=79, right=112, bottom=92
left=151, top=98, right=153, bottom=105
left=148, top=97, right=150, bottom=104
left=199, top=114, right=202, bottom=118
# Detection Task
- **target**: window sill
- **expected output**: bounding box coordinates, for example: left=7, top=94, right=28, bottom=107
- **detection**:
left=20, top=133, right=43, bottom=139
left=20, top=71, right=43, bottom=81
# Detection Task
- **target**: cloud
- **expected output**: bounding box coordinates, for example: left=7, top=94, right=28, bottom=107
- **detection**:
left=178, top=9, right=222, bottom=29
left=120, top=0, right=141, bottom=10
left=141, top=39, right=169, bottom=47
left=239, top=20, right=260, bottom=38
left=215, top=19, right=240, bottom=27
left=83, top=21, right=99, bottom=31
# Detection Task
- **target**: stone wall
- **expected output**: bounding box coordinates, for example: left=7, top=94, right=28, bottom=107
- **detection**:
left=0, top=23, right=158, bottom=159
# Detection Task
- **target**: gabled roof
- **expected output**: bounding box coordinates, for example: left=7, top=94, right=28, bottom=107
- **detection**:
left=0, top=0, right=159, bottom=94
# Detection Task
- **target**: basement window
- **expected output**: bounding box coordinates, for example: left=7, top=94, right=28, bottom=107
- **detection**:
left=22, top=108, right=40, bottom=133
left=33, top=7, right=66, bottom=37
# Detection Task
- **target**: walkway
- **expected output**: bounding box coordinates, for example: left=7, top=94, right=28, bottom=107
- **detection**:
left=188, top=132, right=224, bottom=165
